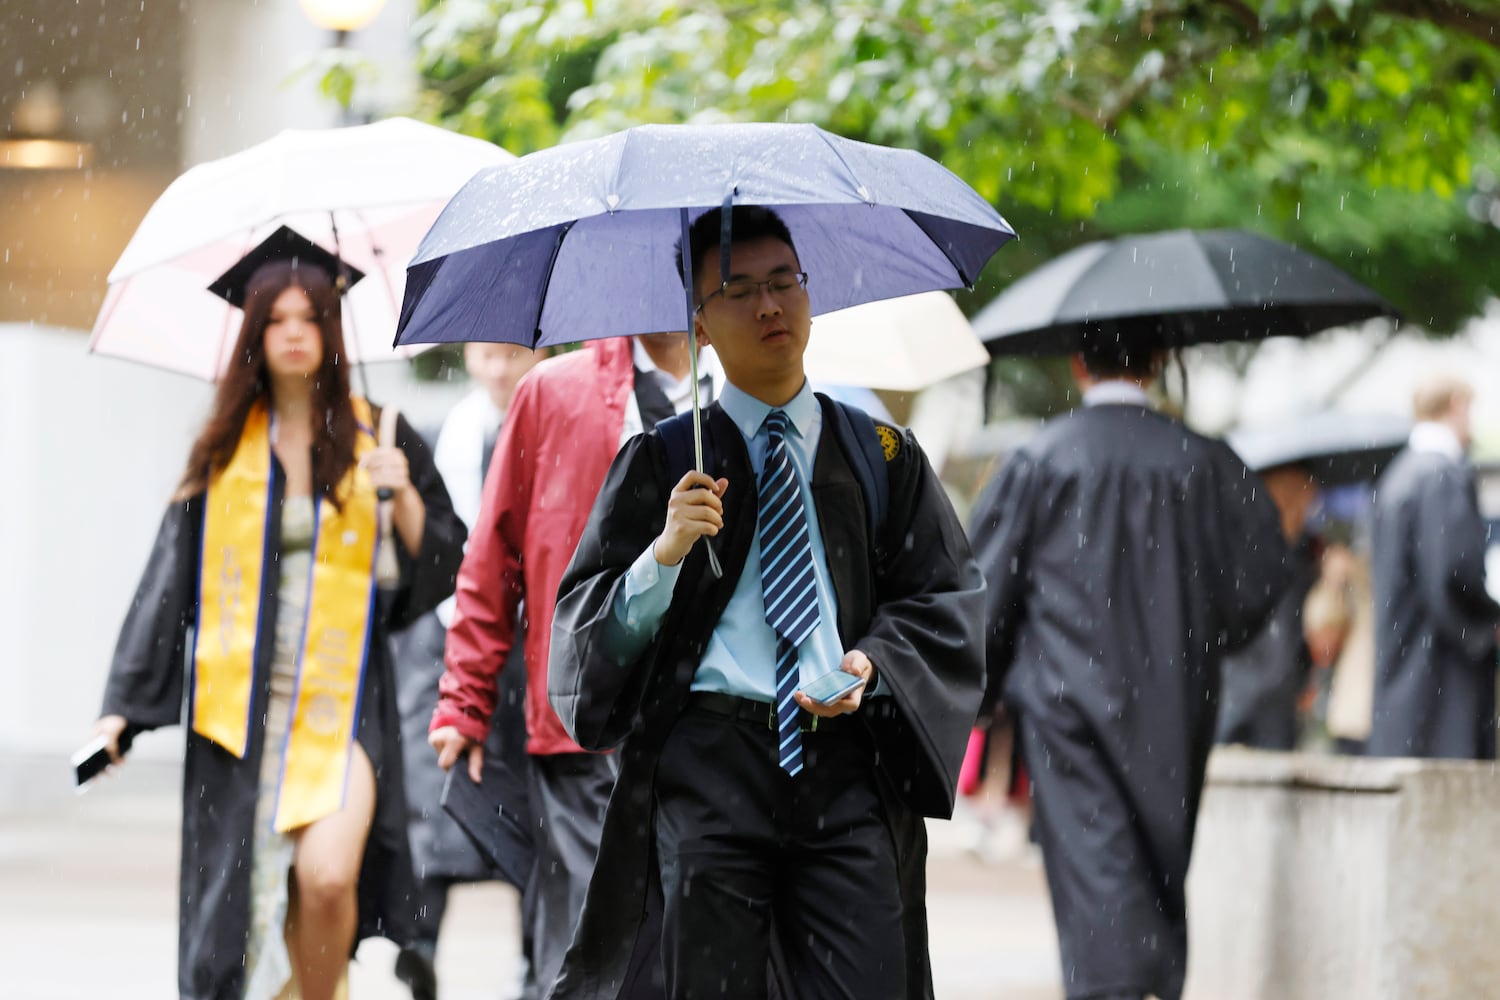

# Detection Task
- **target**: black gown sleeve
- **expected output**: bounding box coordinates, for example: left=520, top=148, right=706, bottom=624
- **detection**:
left=967, top=452, right=1041, bottom=710
left=100, top=496, right=202, bottom=730
left=1205, top=441, right=1292, bottom=651
left=549, top=435, right=671, bottom=751
left=1415, top=465, right=1500, bottom=659
left=854, top=429, right=988, bottom=818
left=383, top=412, right=468, bottom=630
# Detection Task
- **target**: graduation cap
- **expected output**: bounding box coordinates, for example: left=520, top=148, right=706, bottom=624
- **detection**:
left=440, top=765, right=533, bottom=888
left=207, top=224, right=365, bottom=308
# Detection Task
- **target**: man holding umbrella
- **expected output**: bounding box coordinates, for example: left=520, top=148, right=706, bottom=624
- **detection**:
left=970, top=335, right=1289, bottom=1000
left=547, top=207, right=986, bottom=999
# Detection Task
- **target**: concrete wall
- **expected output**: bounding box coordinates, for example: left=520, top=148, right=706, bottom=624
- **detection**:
left=1187, top=749, right=1500, bottom=999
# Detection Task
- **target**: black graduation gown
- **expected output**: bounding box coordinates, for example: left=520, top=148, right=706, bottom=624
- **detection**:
left=100, top=414, right=467, bottom=1000
left=1368, top=447, right=1500, bottom=760
left=1215, top=539, right=1318, bottom=750
left=969, top=403, right=1288, bottom=1000
left=546, top=399, right=986, bottom=1000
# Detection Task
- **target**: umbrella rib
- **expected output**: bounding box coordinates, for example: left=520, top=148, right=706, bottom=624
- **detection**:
left=530, top=222, right=576, bottom=348
left=817, top=127, right=975, bottom=289
left=903, top=211, right=973, bottom=288
left=815, top=127, right=868, bottom=205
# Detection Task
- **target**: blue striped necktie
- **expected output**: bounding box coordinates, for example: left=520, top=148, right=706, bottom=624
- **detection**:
left=758, top=409, right=819, bottom=776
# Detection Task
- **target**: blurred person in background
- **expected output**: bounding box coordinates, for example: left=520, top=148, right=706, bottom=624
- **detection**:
left=1215, top=463, right=1321, bottom=750
left=91, top=251, right=466, bottom=1000
left=1369, top=375, right=1500, bottom=760
left=1308, top=542, right=1376, bottom=755
left=392, top=342, right=546, bottom=1000
left=970, top=334, right=1288, bottom=1000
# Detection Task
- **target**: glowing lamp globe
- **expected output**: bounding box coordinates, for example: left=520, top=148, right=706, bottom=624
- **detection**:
left=298, top=0, right=385, bottom=32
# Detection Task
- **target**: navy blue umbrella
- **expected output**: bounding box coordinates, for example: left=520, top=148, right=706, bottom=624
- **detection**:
left=394, top=122, right=1015, bottom=350
left=396, top=122, right=1014, bottom=574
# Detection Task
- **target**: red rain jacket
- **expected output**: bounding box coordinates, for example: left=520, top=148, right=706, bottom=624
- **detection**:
left=434, top=338, right=634, bottom=755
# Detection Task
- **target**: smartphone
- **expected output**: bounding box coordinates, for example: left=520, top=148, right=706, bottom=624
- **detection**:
left=71, top=726, right=136, bottom=788
left=800, top=670, right=866, bottom=706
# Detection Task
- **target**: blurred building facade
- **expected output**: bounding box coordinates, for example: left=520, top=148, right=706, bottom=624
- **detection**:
left=0, top=0, right=461, bottom=795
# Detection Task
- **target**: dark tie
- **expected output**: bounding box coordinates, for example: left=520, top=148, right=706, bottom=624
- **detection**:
left=632, top=368, right=676, bottom=431
left=633, top=368, right=715, bottom=431
left=758, top=409, right=819, bottom=776
left=480, top=424, right=499, bottom=485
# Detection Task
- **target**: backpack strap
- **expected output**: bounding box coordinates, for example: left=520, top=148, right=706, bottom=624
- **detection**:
left=822, top=397, right=891, bottom=550
left=656, top=408, right=708, bottom=484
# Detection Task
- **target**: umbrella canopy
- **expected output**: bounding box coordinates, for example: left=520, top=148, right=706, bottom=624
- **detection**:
left=1228, top=410, right=1410, bottom=488
left=975, top=228, right=1398, bottom=356
left=89, top=117, right=512, bottom=380
left=803, top=291, right=989, bottom=392
left=394, top=122, right=1015, bottom=349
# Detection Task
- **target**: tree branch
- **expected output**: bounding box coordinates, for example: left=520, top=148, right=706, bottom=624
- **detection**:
left=1375, top=0, right=1500, bottom=49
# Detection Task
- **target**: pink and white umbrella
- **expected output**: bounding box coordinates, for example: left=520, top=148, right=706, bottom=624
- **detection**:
left=90, top=117, right=512, bottom=380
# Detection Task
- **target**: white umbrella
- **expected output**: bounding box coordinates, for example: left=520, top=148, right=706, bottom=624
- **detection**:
left=804, top=291, right=990, bottom=392
left=89, top=117, right=512, bottom=380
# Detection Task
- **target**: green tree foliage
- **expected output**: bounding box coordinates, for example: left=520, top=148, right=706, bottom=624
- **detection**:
left=412, top=0, right=1500, bottom=332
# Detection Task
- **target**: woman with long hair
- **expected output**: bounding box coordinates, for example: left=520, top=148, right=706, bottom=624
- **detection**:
left=92, top=251, right=466, bottom=1000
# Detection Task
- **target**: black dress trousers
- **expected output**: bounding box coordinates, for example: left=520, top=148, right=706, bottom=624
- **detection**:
left=652, top=697, right=906, bottom=1000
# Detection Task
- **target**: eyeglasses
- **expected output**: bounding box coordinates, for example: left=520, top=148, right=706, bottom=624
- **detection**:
left=698, top=271, right=809, bottom=311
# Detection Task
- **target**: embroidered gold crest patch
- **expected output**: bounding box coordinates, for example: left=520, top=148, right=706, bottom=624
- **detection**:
left=876, top=425, right=900, bottom=462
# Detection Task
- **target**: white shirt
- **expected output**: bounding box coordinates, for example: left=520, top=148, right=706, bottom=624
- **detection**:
left=1082, top=380, right=1152, bottom=408
left=1408, top=421, right=1466, bottom=462
left=431, top=388, right=504, bottom=626
left=619, top=343, right=724, bottom=445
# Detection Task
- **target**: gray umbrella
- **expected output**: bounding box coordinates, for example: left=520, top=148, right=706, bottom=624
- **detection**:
left=1227, top=410, right=1410, bottom=487
left=975, top=228, right=1399, bottom=355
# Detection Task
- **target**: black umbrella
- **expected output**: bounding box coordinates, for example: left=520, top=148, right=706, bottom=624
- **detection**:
left=1227, top=410, right=1410, bottom=488
left=975, top=228, right=1399, bottom=356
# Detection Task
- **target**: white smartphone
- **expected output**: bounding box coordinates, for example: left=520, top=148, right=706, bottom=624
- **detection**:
left=800, top=671, right=866, bottom=706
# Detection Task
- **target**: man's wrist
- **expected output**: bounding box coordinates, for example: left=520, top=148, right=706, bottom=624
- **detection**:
left=652, top=536, right=685, bottom=566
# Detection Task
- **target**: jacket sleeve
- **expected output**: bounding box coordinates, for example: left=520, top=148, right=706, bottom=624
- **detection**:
left=434, top=377, right=539, bottom=743
left=967, top=452, right=1040, bottom=711
left=549, top=434, right=671, bottom=751
left=384, top=412, right=467, bottom=631
left=852, top=429, right=988, bottom=818
left=1415, top=465, right=1500, bottom=659
left=100, top=496, right=201, bottom=730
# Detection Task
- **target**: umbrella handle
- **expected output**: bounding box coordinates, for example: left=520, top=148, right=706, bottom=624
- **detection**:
left=680, top=206, right=724, bottom=580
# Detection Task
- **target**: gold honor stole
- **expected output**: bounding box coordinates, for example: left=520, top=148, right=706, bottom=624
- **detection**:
left=193, top=398, right=382, bottom=832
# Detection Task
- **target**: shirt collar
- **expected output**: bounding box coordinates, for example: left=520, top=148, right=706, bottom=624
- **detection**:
left=1409, top=421, right=1465, bottom=461
left=1082, top=380, right=1152, bottom=408
left=719, top=378, right=818, bottom=442
left=632, top=340, right=722, bottom=399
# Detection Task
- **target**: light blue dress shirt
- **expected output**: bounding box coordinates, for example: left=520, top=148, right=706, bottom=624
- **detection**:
left=609, top=379, right=849, bottom=702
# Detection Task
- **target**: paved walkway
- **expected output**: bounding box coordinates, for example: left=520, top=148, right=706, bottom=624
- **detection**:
left=0, top=756, right=1062, bottom=999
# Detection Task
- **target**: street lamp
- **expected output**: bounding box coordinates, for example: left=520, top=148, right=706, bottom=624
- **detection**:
left=298, top=0, right=387, bottom=123
left=298, top=0, right=386, bottom=42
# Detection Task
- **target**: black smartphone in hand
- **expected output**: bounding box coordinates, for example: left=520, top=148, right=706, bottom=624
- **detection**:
left=72, top=726, right=137, bottom=787
left=800, top=671, right=866, bottom=706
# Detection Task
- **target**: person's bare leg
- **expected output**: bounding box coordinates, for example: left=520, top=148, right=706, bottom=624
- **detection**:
left=290, top=744, right=377, bottom=1000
